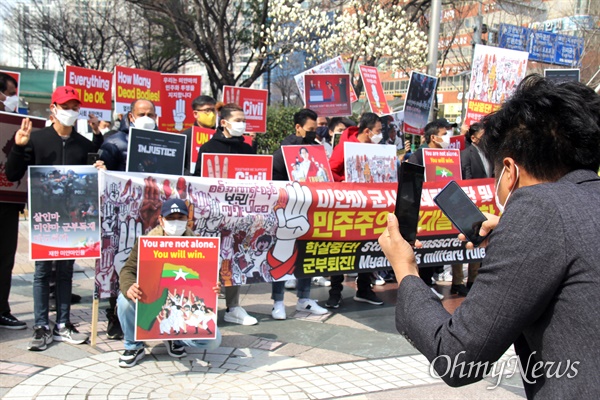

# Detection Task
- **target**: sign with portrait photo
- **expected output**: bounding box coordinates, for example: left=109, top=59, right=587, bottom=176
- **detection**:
left=282, top=145, right=333, bottom=182
left=303, top=74, right=352, bottom=117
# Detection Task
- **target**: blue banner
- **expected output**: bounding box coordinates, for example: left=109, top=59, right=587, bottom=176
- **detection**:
left=498, top=24, right=529, bottom=52
left=554, top=34, right=584, bottom=67
left=528, top=31, right=556, bottom=64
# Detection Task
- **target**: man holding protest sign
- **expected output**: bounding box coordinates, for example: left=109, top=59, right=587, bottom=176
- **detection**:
left=5, top=86, right=105, bottom=351
left=181, top=95, right=217, bottom=175
left=118, top=198, right=222, bottom=368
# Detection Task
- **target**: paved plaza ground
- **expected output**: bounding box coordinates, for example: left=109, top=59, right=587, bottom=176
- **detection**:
left=0, top=219, right=526, bottom=399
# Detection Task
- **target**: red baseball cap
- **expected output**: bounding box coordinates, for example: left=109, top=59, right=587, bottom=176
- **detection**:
left=51, top=86, right=81, bottom=105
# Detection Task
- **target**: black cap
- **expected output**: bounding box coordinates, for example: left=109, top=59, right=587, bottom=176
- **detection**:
left=434, top=118, right=458, bottom=128
left=161, top=199, right=188, bottom=217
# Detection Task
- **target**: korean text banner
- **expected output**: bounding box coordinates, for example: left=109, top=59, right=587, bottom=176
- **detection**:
left=466, top=44, right=528, bottom=126
left=114, top=66, right=163, bottom=116
left=294, top=56, right=358, bottom=104
left=359, top=65, right=391, bottom=115
left=303, top=74, right=352, bottom=117
left=402, top=72, right=438, bottom=135
left=126, top=128, right=186, bottom=176
left=65, top=65, right=113, bottom=121
left=423, top=149, right=462, bottom=182
left=201, top=154, right=273, bottom=180
left=159, top=74, right=202, bottom=133
left=97, top=171, right=498, bottom=298
left=0, top=112, right=46, bottom=203
left=29, top=166, right=100, bottom=260
left=135, top=236, right=219, bottom=341
left=222, top=86, right=268, bottom=133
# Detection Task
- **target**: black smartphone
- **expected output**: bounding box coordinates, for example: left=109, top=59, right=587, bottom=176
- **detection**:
left=395, top=162, right=425, bottom=245
left=87, top=153, right=99, bottom=165
left=434, top=180, right=488, bottom=247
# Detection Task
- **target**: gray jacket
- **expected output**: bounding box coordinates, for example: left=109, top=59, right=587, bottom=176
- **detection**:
left=396, top=169, right=600, bottom=399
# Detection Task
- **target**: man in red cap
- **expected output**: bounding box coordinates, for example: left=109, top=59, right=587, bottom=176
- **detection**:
left=6, top=86, right=105, bottom=351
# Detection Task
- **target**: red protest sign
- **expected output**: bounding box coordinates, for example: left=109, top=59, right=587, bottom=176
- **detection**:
left=423, top=148, right=462, bottom=182
left=359, top=65, right=391, bottom=115
left=115, top=66, right=163, bottom=116
left=65, top=65, right=113, bottom=121
left=200, top=154, right=273, bottom=180
left=159, top=74, right=202, bottom=132
left=449, top=135, right=466, bottom=151
left=303, top=74, right=352, bottom=117
left=190, top=126, right=216, bottom=174
left=281, top=145, right=333, bottom=182
left=222, top=86, right=268, bottom=133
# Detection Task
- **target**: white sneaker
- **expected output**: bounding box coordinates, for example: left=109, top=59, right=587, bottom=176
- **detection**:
left=224, top=306, right=258, bottom=325
left=373, top=273, right=385, bottom=286
left=296, top=299, right=328, bottom=315
left=284, top=279, right=297, bottom=289
left=311, top=277, right=331, bottom=287
left=271, top=301, right=286, bottom=320
left=431, top=287, right=444, bottom=300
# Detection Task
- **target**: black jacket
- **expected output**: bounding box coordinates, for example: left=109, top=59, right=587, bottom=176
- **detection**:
left=99, top=120, right=131, bottom=171
left=6, top=125, right=102, bottom=182
left=272, top=134, right=318, bottom=181
left=461, top=144, right=491, bottom=179
left=192, top=127, right=255, bottom=176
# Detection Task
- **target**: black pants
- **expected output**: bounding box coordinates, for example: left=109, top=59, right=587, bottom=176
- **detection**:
left=329, top=273, right=372, bottom=299
left=0, top=203, right=24, bottom=314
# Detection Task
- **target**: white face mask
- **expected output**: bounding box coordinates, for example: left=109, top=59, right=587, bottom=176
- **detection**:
left=494, top=164, right=519, bottom=213
left=53, top=106, right=79, bottom=126
left=162, top=219, right=187, bottom=236
left=100, top=127, right=110, bottom=135
left=226, top=121, right=246, bottom=137
left=132, top=115, right=156, bottom=130
left=2, top=95, right=19, bottom=112
left=370, top=132, right=383, bottom=144
left=438, top=135, right=451, bottom=149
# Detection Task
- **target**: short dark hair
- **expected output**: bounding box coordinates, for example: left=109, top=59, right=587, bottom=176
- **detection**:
left=294, top=109, right=318, bottom=127
left=218, top=103, right=243, bottom=120
left=0, top=72, right=18, bottom=93
left=192, top=95, right=216, bottom=110
left=327, top=117, right=346, bottom=132
left=424, top=121, right=441, bottom=144
left=466, top=122, right=484, bottom=144
left=480, top=74, right=600, bottom=181
left=358, top=112, right=380, bottom=133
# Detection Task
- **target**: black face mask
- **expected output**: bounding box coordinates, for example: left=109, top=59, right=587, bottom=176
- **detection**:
left=303, top=129, right=317, bottom=144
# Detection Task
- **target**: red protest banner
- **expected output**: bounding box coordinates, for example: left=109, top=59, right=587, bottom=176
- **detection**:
left=359, top=65, right=391, bottom=115
left=159, top=74, right=202, bottom=132
left=200, top=154, right=273, bottom=180
left=65, top=65, right=113, bottom=121
left=135, top=236, right=220, bottom=341
left=303, top=74, right=352, bottom=117
left=114, top=66, right=163, bottom=116
left=222, top=86, right=268, bottom=133
left=423, top=148, right=462, bottom=182
left=449, top=135, right=466, bottom=151
left=190, top=126, right=216, bottom=174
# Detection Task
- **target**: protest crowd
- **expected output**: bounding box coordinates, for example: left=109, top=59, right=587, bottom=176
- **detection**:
left=1, top=52, right=599, bottom=400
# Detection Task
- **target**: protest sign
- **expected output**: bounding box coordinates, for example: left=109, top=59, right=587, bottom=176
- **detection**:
left=0, top=112, right=46, bottom=203
left=359, top=65, right=391, bottom=115
left=97, top=171, right=498, bottom=297
left=134, top=236, right=219, bottom=341
left=222, top=86, right=268, bottom=133
left=449, top=135, right=466, bottom=151
left=423, top=148, right=462, bottom=182
left=29, top=166, right=100, bottom=260
left=159, top=74, right=202, bottom=132
left=282, top=145, right=332, bottom=182
left=127, top=128, right=186, bottom=175
left=189, top=126, right=216, bottom=175
left=343, top=142, right=397, bottom=183
left=402, top=72, right=437, bottom=135
left=294, top=56, right=358, bottom=104
left=65, top=65, right=113, bottom=121
left=465, top=44, right=528, bottom=126
left=200, top=154, right=273, bottom=180
left=303, top=74, right=352, bottom=117
left=114, top=66, right=163, bottom=116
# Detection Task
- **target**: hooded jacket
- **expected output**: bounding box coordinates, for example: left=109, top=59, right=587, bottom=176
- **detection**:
left=192, top=127, right=255, bottom=176
left=98, top=118, right=131, bottom=171
left=272, top=133, right=319, bottom=181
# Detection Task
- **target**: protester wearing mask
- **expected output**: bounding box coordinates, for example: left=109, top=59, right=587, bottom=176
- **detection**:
left=99, top=99, right=157, bottom=171
left=181, top=95, right=217, bottom=175
left=5, top=86, right=105, bottom=350
left=117, top=198, right=222, bottom=368
left=192, top=103, right=258, bottom=326
left=0, top=73, right=19, bottom=113
left=407, top=121, right=449, bottom=166
left=326, top=112, right=385, bottom=308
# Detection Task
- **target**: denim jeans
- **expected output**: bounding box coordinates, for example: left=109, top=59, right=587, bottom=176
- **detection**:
left=117, top=293, right=222, bottom=351
left=271, top=278, right=311, bottom=302
left=33, top=260, right=74, bottom=326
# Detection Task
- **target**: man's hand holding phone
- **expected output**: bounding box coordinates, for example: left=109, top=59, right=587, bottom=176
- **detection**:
left=458, top=212, right=499, bottom=249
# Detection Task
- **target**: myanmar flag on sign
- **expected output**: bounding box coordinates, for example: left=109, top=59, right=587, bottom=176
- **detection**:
left=436, top=166, right=453, bottom=178
left=161, top=263, right=201, bottom=285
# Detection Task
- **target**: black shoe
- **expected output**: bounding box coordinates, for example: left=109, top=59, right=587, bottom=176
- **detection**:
left=0, top=312, right=27, bottom=330
left=28, top=326, right=53, bottom=351
left=71, top=294, right=82, bottom=304
left=451, top=284, right=470, bottom=296
left=107, top=317, right=124, bottom=340
left=119, top=348, right=145, bottom=368
left=325, top=296, right=341, bottom=309
left=354, top=290, right=384, bottom=305
left=164, top=341, right=187, bottom=358
left=49, top=300, right=56, bottom=312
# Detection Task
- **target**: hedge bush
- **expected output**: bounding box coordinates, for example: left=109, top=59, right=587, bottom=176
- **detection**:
left=255, top=105, right=301, bottom=155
